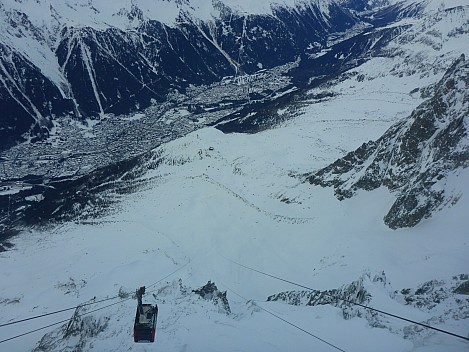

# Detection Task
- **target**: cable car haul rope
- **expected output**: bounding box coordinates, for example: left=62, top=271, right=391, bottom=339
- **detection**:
left=219, top=280, right=347, bottom=352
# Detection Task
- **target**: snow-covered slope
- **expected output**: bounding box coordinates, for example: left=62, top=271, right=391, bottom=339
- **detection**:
left=0, top=120, right=468, bottom=351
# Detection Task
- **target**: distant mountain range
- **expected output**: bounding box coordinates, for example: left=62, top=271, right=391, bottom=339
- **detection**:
left=0, top=0, right=360, bottom=149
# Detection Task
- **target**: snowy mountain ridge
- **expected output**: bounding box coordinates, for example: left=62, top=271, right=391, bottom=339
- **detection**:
left=0, top=0, right=339, bottom=29
left=307, top=54, right=469, bottom=228
left=268, top=271, right=469, bottom=341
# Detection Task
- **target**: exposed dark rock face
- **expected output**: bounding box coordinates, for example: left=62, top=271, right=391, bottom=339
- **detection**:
left=0, top=43, right=74, bottom=148
left=453, top=278, right=469, bottom=295
left=363, top=0, right=427, bottom=27
left=193, top=280, right=231, bottom=314
left=306, top=55, right=469, bottom=228
left=338, top=0, right=391, bottom=12
left=268, top=272, right=384, bottom=321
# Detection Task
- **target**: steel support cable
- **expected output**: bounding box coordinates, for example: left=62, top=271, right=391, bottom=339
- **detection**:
left=0, top=295, right=123, bottom=328
left=0, top=260, right=189, bottom=343
left=0, top=251, right=189, bottom=329
left=218, top=280, right=346, bottom=352
left=0, top=299, right=128, bottom=345
left=223, top=256, right=469, bottom=342
left=0, top=318, right=69, bottom=345
left=146, top=259, right=190, bottom=291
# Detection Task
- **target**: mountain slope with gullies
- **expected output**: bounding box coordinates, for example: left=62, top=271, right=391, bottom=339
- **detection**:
left=306, top=54, right=469, bottom=228
left=0, top=0, right=358, bottom=150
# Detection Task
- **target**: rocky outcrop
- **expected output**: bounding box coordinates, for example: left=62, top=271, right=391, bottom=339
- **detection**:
left=307, top=55, right=469, bottom=228
left=193, top=281, right=231, bottom=314
left=267, top=272, right=384, bottom=321
left=34, top=299, right=109, bottom=352
left=268, top=272, right=469, bottom=340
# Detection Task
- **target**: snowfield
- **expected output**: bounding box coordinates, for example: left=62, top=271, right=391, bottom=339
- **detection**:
left=1, top=65, right=468, bottom=350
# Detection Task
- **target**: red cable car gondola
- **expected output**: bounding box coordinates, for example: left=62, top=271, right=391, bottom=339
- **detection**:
left=133, top=286, right=158, bottom=343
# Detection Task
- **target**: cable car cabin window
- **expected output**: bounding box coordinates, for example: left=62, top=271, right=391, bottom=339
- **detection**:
left=134, top=304, right=158, bottom=343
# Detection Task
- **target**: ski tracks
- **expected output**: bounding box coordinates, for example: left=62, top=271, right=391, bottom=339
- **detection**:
left=191, top=174, right=315, bottom=224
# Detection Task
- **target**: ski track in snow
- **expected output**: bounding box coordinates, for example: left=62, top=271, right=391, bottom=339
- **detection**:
left=191, top=173, right=315, bottom=224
